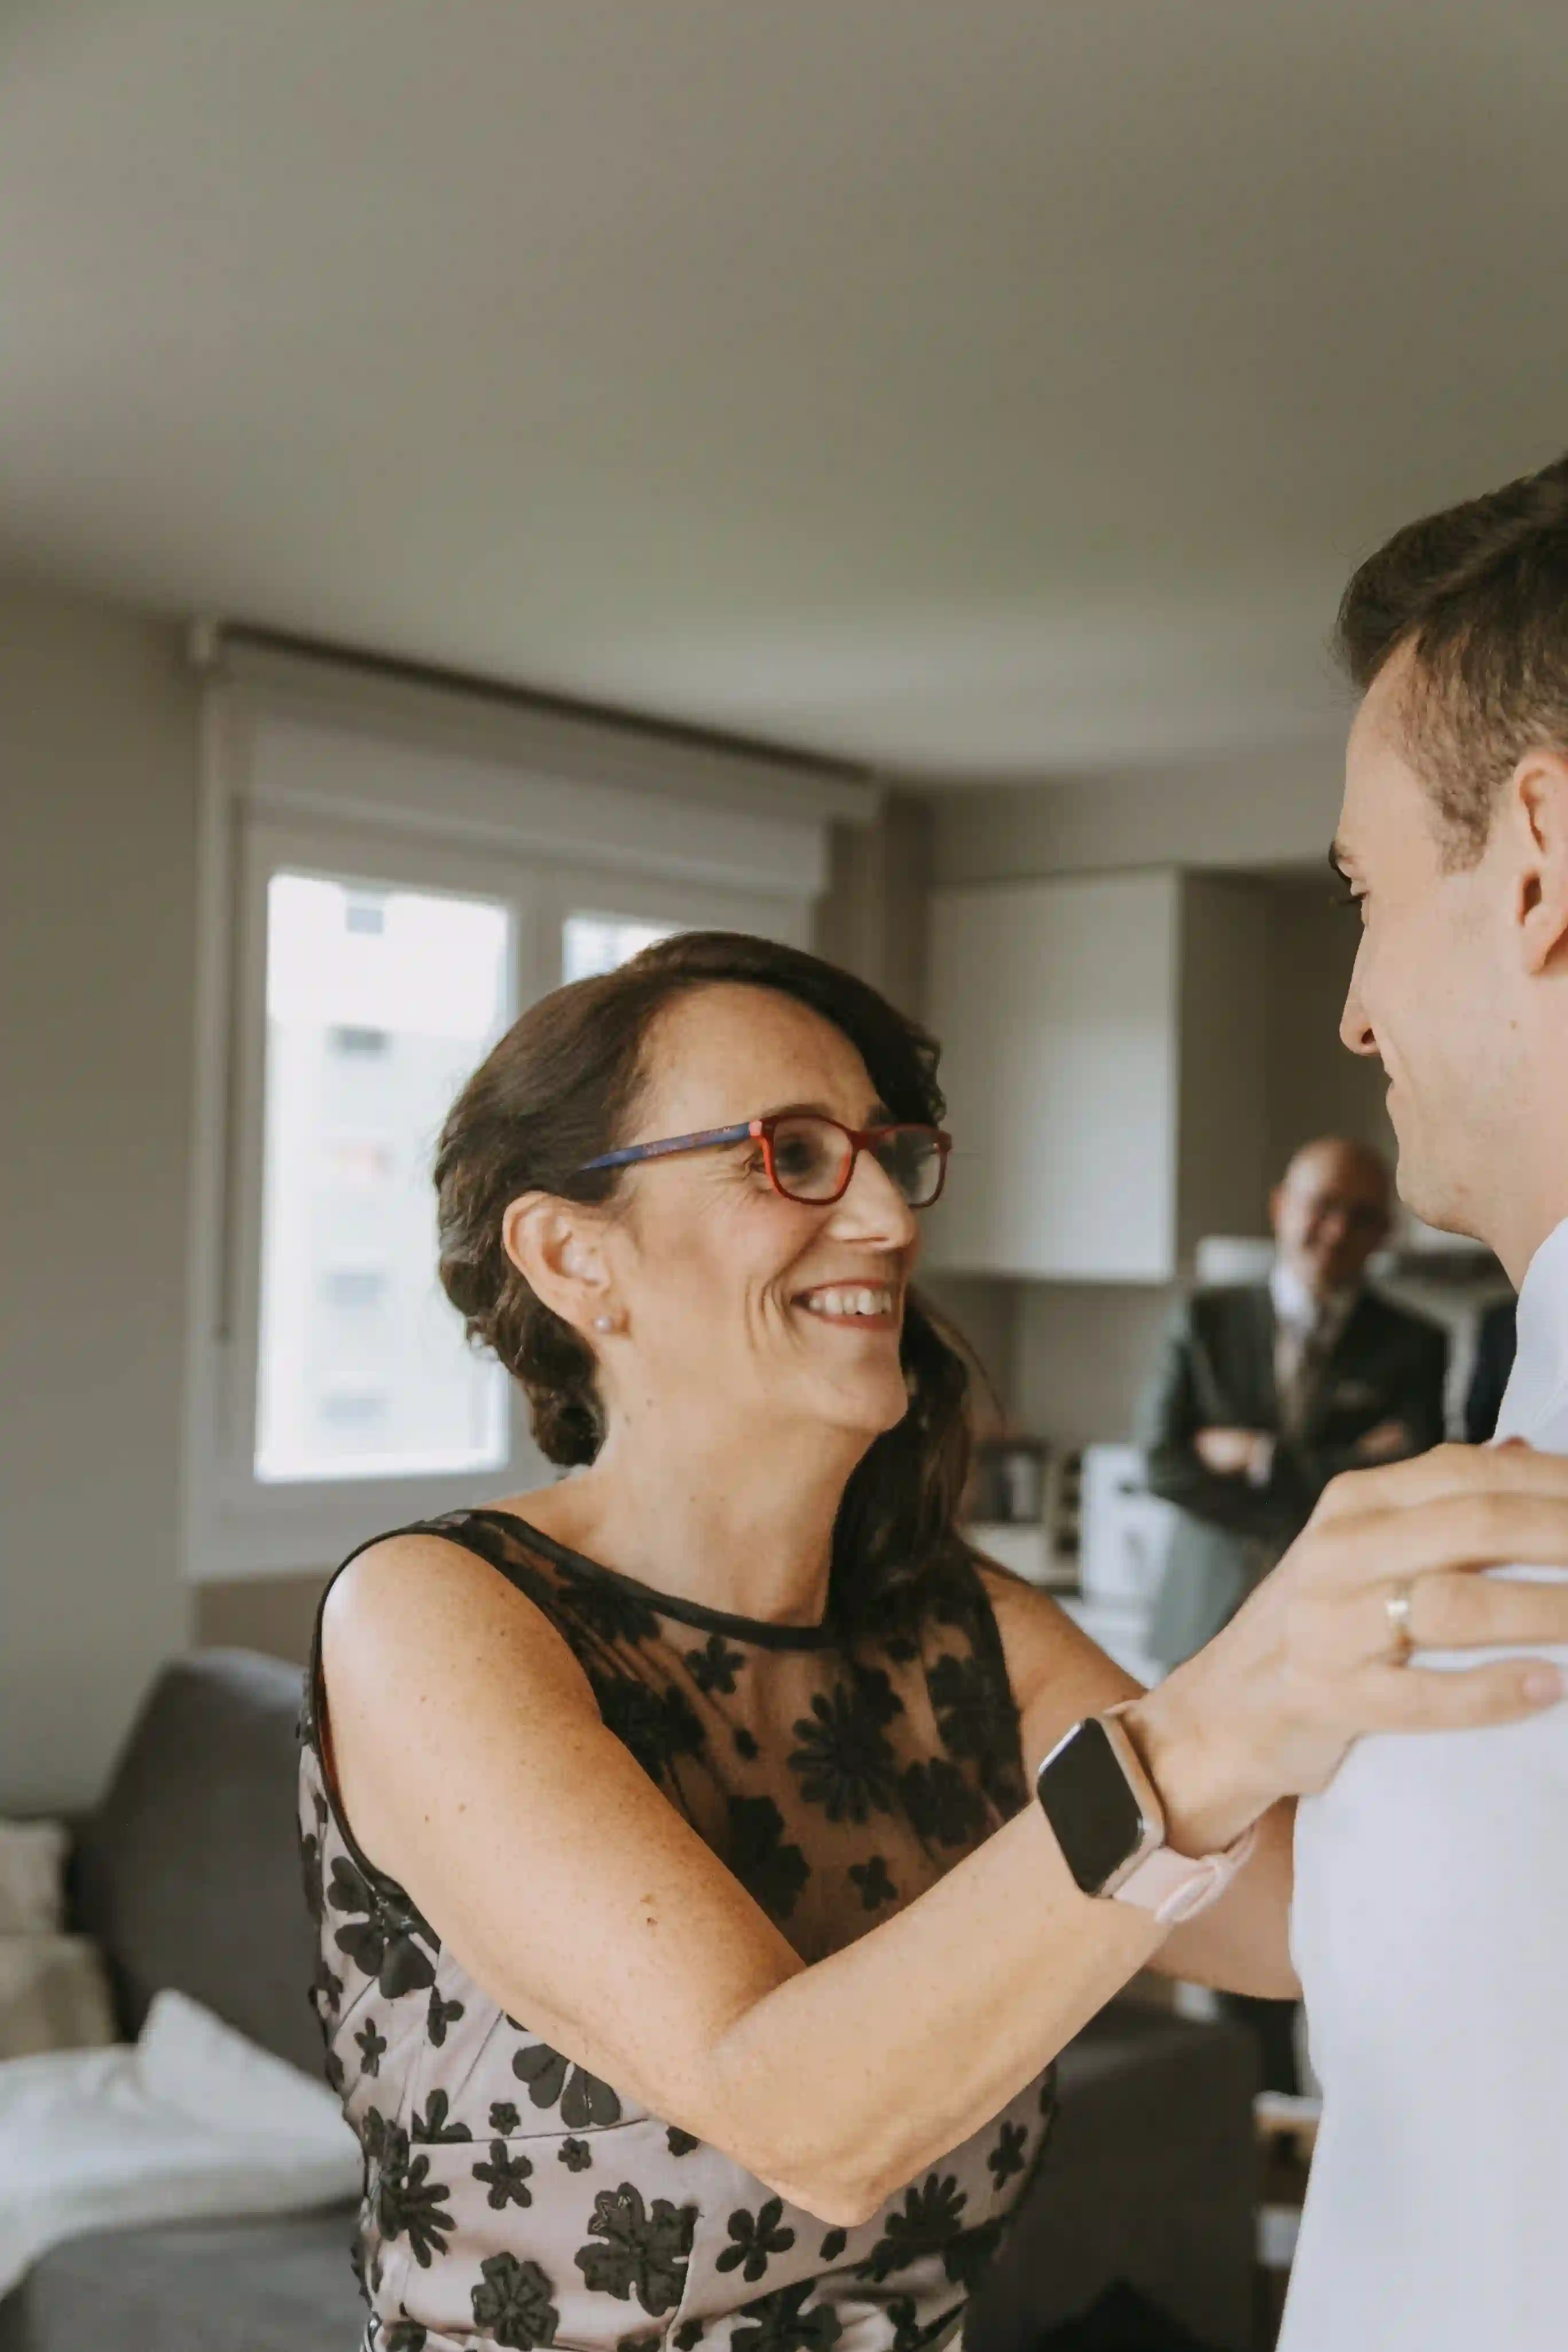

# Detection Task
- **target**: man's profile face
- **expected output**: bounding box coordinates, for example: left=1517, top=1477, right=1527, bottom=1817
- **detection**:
left=1334, top=652, right=1511, bottom=1238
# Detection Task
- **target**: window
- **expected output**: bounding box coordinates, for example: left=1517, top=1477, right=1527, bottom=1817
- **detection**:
left=185, top=652, right=844, bottom=1582
left=254, top=873, right=512, bottom=1484
left=562, top=914, right=681, bottom=984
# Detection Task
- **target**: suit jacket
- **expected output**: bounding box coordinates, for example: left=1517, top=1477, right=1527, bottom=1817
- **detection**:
left=1136, top=1282, right=1449, bottom=1668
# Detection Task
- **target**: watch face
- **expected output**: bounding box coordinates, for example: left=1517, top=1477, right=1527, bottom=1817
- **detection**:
left=1035, top=1718, right=1150, bottom=1896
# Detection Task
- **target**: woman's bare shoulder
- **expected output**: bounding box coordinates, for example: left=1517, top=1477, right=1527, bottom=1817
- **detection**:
left=322, top=1515, right=593, bottom=1713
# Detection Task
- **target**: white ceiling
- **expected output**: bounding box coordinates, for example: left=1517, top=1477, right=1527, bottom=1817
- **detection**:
left=3, top=1, right=1566, bottom=779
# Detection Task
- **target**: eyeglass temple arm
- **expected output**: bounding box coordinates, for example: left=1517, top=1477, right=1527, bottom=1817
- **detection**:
left=579, top=1120, right=761, bottom=1174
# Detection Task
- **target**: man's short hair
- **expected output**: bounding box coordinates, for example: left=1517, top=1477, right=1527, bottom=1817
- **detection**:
left=1335, top=450, right=1568, bottom=865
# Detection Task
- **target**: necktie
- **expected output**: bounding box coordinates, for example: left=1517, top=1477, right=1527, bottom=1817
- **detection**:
left=1281, top=1310, right=1332, bottom=1438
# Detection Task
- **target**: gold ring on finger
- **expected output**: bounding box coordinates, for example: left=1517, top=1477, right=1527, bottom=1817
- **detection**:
left=1385, top=1579, right=1416, bottom=1665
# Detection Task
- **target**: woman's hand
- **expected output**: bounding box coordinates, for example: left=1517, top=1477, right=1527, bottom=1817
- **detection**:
left=1126, top=1442, right=1568, bottom=1855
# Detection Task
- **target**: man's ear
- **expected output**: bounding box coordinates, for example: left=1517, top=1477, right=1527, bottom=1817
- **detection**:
left=501, top=1191, right=616, bottom=1335
left=1510, top=749, right=1568, bottom=977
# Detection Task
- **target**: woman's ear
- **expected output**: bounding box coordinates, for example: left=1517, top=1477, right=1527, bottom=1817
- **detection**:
left=501, top=1192, right=618, bottom=1338
left=1512, top=750, right=1568, bottom=977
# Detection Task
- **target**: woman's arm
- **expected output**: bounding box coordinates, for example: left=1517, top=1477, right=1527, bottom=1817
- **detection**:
left=323, top=1448, right=1568, bottom=2224
left=978, top=1568, right=1299, bottom=1997
left=323, top=1532, right=1166, bottom=2226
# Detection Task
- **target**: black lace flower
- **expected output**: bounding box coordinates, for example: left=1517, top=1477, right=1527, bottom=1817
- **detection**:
left=383, top=2318, right=428, bottom=2352
left=426, top=1986, right=465, bottom=2047
left=675, top=2324, right=705, bottom=2350
left=300, top=1797, right=328, bottom=1924
left=987, top=2119, right=1029, bottom=2189
left=900, top=1758, right=986, bottom=1851
left=558, top=1565, right=663, bottom=1647
left=857, top=2173, right=968, bottom=2282
left=411, top=2088, right=472, bottom=2144
left=819, top=2228, right=849, bottom=2263
left=328, top=1856, right=438, bottom=1998
left=591, top=1673, right=706, bottom=1785
left=473, top=2141, right=535, bottom=2210
left=848, top=1855, right=897, bottom=1911
left=852, top=1664, right=904, bottom=1727
left=887, top=2298, right=922, bottom=2352
left=560, top=2137, right=594, bottom=2171
left=716, top=2196, right=797, bottom=2282
left=727, top=1794, right=810, bottom=1920
left=685, top=1633, right=746, bottom=1695
left=354, top=2017, right=387, bottom=2077
left=926, top=1653, right=993, bottom=1765
left=732, top=2279, right=844, bottom=2352
left=513, top=2039, right=624, bottom=2128
left=943, top=2217, right=1004, bottom=2290
left=470, top=2252, right=560, bottom=2349
left=667, top=2126, right=699, bottom=2156
left=311, top=1956, right=345, bottom=2021
left=789, top=1683, right=899, bottom=1824
left=367, top=2119, right=456, bottom=2269
left=734, top=1726, right=760, bottom=1761
left=574, top=2183, right=697, bottom=2315
left=490, top=2101, right=521, bottom=2134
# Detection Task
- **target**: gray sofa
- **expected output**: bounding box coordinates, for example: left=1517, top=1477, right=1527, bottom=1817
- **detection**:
left=0, top=1649, right=1258, bottom=2352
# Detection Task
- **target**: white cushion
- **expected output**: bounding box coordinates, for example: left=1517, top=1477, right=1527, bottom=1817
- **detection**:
left=0, top=1935, right=117, bottom=2059
left=0, top=1820, right=68, bottom=1935
left=0, top=1989, right=360, bottom=2298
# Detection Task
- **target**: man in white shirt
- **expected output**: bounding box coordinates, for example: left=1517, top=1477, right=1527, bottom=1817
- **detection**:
left=1281, top=449, right=1568, bottom=2350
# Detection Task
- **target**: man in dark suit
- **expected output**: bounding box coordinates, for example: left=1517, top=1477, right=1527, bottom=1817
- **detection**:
left=1136, top=1135, right=1448, bottom=2092
left=1139, top=1136, right=1449, bottom=1672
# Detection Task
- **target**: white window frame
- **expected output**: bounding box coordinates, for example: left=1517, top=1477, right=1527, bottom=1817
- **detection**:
left=183, top=641, right=869, bottom=1582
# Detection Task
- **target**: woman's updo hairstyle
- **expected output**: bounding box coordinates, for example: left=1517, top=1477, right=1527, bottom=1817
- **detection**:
left=435, top=930, right=979, bottom=1620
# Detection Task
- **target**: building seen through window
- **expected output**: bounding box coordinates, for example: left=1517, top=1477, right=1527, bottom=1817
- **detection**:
left=255, top=873, right=512, bottom=1483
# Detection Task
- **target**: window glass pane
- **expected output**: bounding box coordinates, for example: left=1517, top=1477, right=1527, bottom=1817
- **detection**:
left=562, top=913, right=681, bottom=984
left=255, top=874, right=512, bottom=1484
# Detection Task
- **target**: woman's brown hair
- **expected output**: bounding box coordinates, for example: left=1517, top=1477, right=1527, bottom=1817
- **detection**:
left=434, top=930, right=977, bottom=1625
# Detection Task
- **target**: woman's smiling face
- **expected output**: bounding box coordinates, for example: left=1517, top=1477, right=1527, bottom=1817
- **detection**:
left=592, top=981, right=922, bottom=1447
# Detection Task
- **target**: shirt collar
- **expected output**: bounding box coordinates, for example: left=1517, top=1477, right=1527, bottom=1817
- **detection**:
left=1270, top=1257, right=1358, bottom=1334
left=1508, top=1217, right=1568, bottom=1422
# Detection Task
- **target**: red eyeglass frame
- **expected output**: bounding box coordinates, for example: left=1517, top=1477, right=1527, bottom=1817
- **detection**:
left=578, top=1112, right=952, bottom=1207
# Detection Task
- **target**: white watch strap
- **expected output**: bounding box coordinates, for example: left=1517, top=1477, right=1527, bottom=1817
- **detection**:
left=1110, top=1826, right=1258, bottom=1926
left=1099, top=1699, right=1257, bottom=1926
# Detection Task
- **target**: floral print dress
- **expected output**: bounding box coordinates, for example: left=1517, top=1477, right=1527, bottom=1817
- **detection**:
left=299, top=1510, right=1056, bottom=2352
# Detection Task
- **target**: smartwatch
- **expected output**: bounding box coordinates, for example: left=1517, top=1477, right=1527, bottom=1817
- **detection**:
left=1033, top=1703, right=1256, bottom=1927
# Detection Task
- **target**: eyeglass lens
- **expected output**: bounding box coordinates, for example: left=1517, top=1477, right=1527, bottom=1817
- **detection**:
left=768, top=1115, right=943, bottom=1207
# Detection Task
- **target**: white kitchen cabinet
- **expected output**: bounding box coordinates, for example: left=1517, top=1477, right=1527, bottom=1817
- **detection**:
left=924, top=870, right=1269, bottom=1281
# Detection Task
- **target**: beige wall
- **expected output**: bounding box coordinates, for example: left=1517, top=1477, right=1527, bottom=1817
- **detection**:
left=816, top=791, right=932, bottom=1019
left=0, top=579, right=199, bottom=1808
left=930, top=740, right=1347, bottom=886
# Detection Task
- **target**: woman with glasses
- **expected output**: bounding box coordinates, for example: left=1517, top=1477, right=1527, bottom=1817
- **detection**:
left=301, top=931, right=1568, bottom=2352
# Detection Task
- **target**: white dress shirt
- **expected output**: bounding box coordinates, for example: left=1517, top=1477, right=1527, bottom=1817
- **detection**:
left=1281, top=1216, right=1568, bottom=2352
left=1269, top=1261, right=1357, bottom=1437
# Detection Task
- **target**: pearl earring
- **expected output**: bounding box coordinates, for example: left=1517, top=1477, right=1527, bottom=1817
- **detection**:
left=593, top=1312, right=617, bottom=1334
